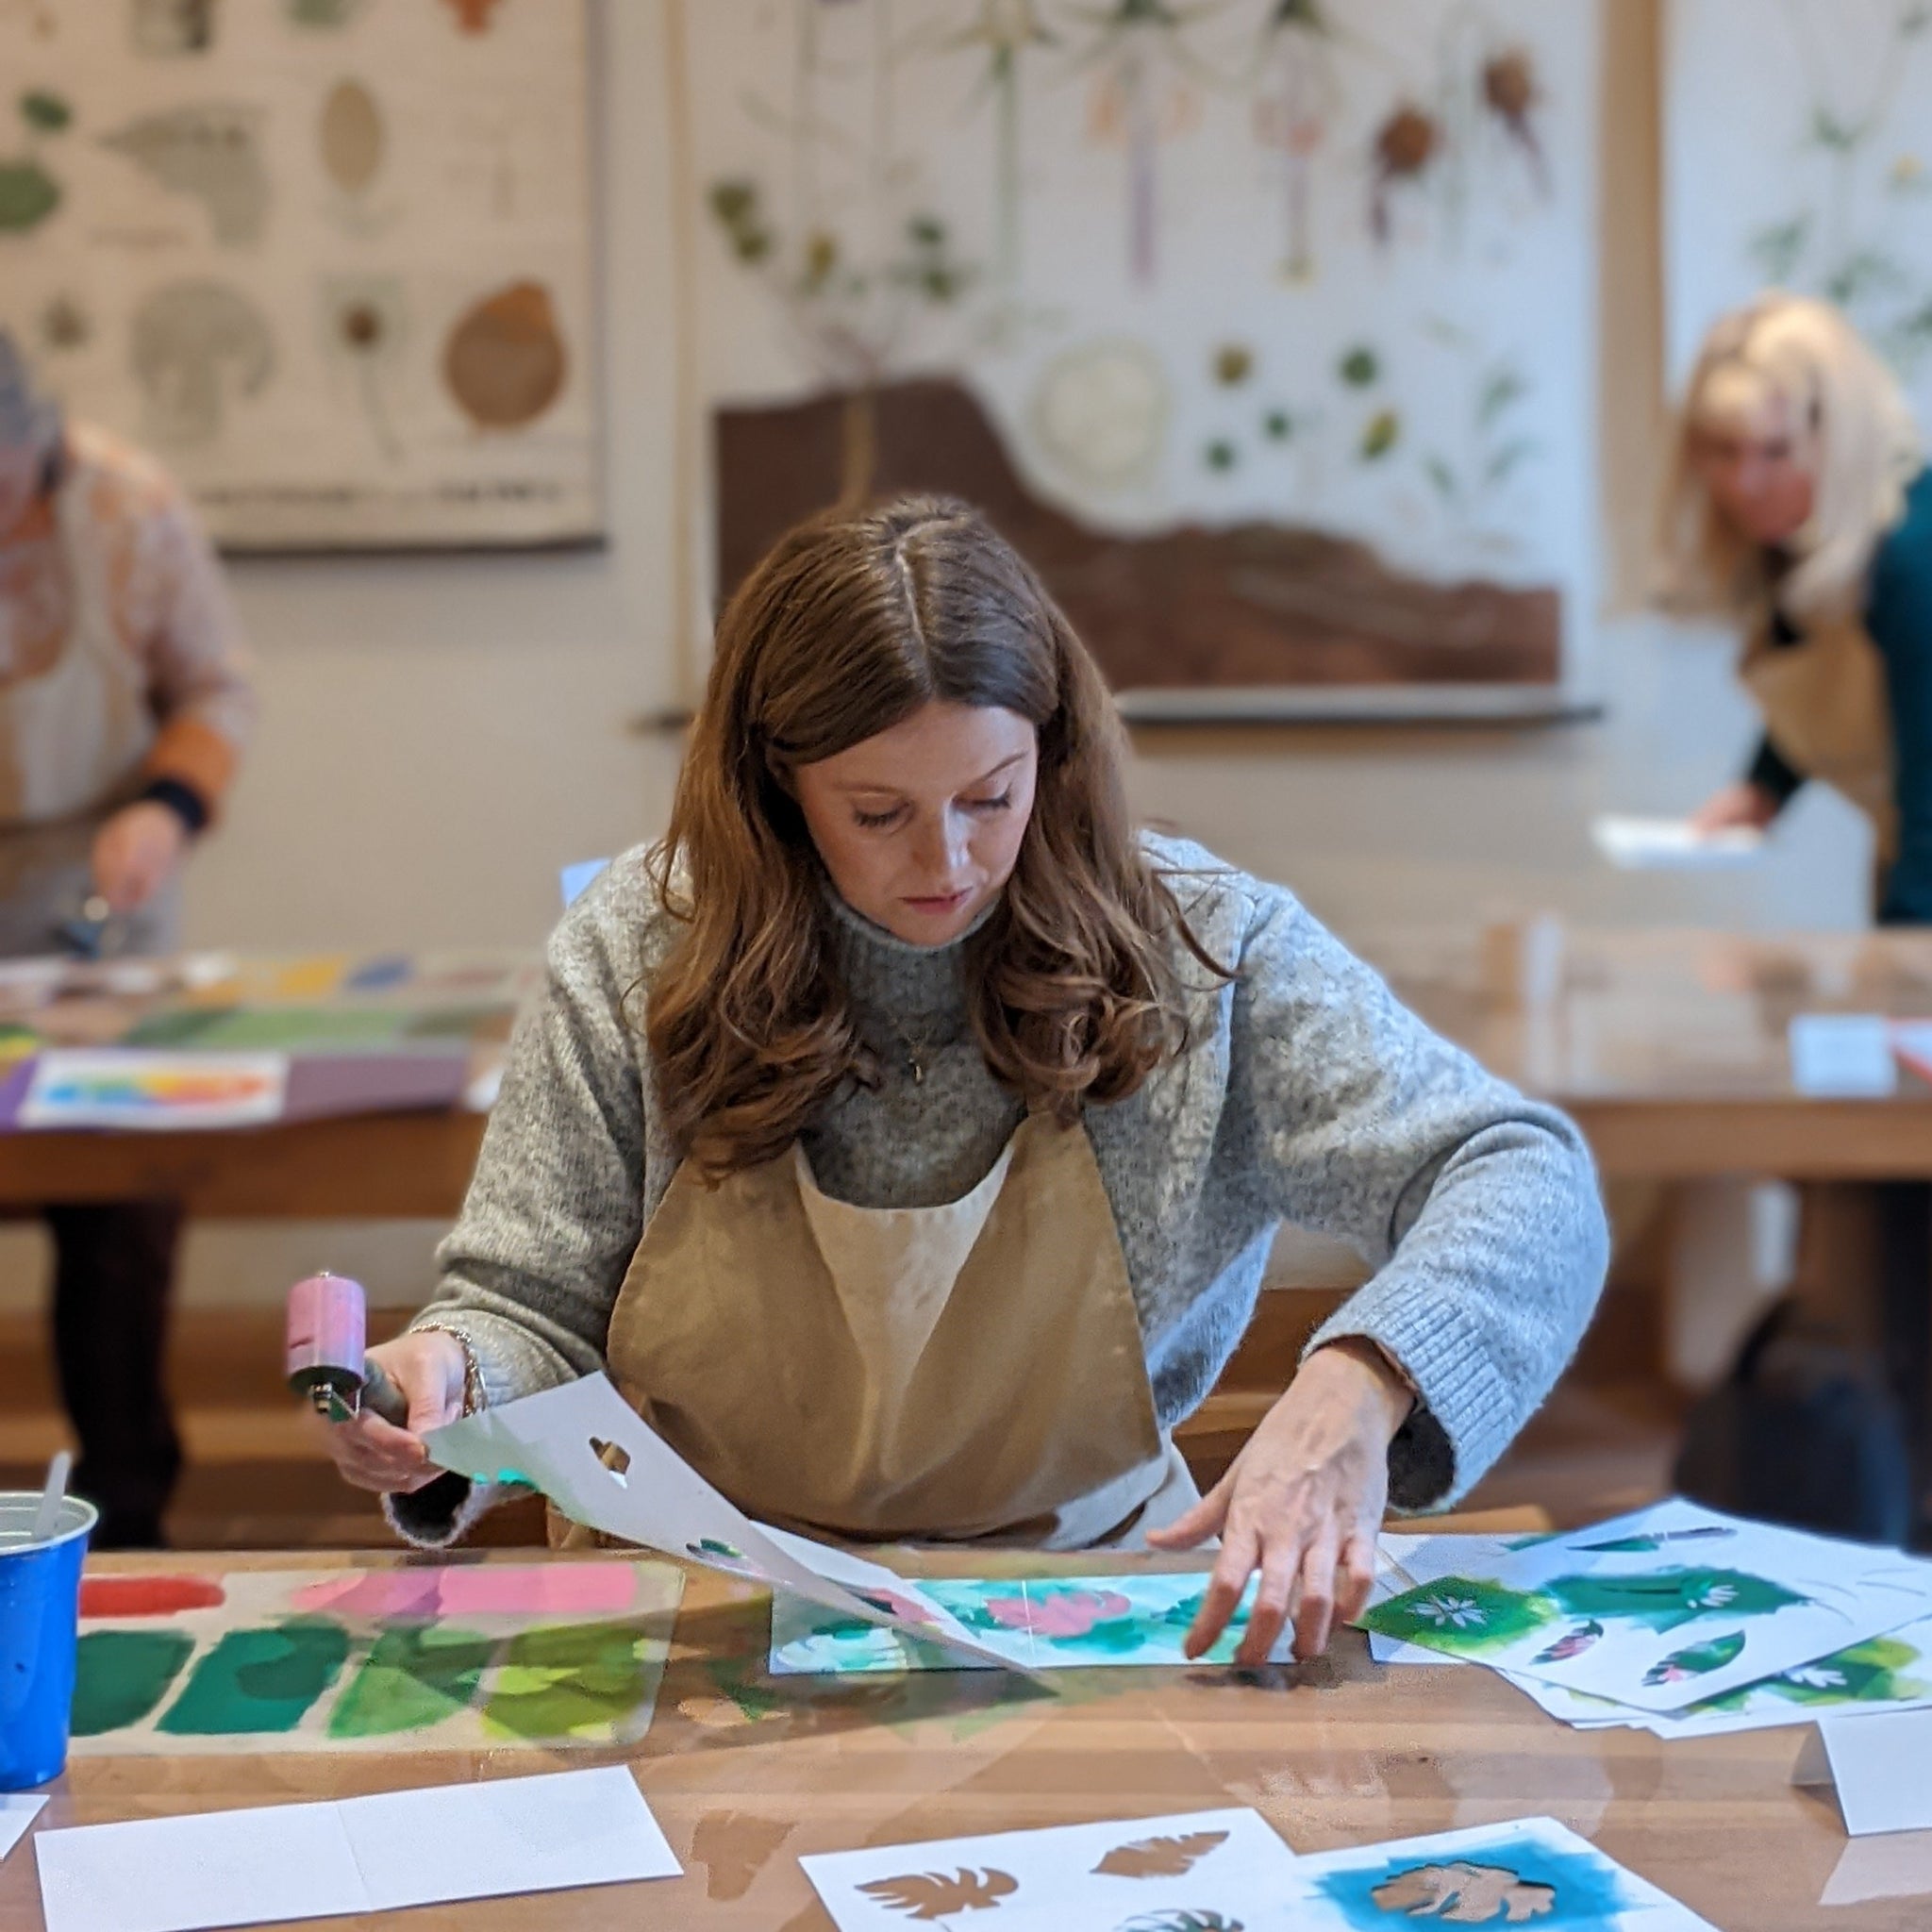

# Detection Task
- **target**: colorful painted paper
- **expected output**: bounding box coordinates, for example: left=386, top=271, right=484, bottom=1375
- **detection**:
left=1358, top=1499, right=1932, bottom=1713
left=20, top=1050, right=288, bottom=1129
left=801, top=1807, right=1300, bottom=1932
left=425, top=1373, right=1021, bottom=1672
left=68, top=1561, right=682, bottom=1756
left=1282, top=1816, right=1717, bottom=1930
left=770, top=1573, right=1299, bottom=1675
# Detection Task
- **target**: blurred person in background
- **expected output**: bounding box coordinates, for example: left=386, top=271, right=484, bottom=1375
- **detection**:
left=1669, top=291, right=1929, bottom=920
left=1664, top=292, right=1931, bottom=1547
left=0, top=327, right=255, bottom=1546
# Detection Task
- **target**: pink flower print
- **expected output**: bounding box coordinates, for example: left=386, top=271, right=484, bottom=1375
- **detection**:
left=986, top=1590, right=1134, bottom=1638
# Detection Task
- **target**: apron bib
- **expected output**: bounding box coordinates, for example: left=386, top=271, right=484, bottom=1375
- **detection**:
left=0, top=473, right=170, bottom=959
left=1740, top=608, right=1896, bottom=864
left=597, top=1110, right=1196, bottom=1551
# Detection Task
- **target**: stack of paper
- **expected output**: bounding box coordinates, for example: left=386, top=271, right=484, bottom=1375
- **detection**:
left=800, top=1807, right=1717, bottom=1930
left=1362, top=1499, right=1932, bottom=1740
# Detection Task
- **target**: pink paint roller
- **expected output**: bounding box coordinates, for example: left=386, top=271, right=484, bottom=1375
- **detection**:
left=286, top=1272, right=409, bottom=1426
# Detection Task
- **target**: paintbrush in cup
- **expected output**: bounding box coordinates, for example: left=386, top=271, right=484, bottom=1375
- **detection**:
left=29, top=1451, right=71, bottom=1544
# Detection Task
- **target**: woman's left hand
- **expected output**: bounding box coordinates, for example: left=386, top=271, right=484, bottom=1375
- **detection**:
left=1146, top=1337, right=1414, bottom=1666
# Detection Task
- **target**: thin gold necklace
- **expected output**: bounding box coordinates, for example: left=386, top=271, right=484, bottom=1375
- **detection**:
left=881, top=1011, right=941, bottom=1084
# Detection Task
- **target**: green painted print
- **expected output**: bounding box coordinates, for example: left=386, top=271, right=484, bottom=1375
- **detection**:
left=1702, top=1633, right=1930, bottom=1714
left=1542, top=1569, right=1806, bottom=1634
left=158, top=1621, right=351, bottom=1736
left=1359, top=1577, right=1555, bottom=1657
left=70, top=1630, right=195, bottom=1737
left=328, top=1625, right=495, bottom=1738
left=1643, top=1630, right=1746, bottom=1687
left=482, top=1617, right=659, bottom=1742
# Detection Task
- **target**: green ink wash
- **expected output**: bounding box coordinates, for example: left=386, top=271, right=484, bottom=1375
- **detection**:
left=1643, top=1630, right=1745, bottom=1686
left=482, top=1618, right=659, bottom=1742
left=329, top=1626, right=494, bottom=1739
left=71, top=1630, right=195, bottom=1736
left=1360, top=1576, right=1554, bottom=1657
left=1699, top=1634, right=1930, bottom=1714
left=1543, top=1569, right=1805, bottom=1634
left=158, top=1621, right=351, bottom=1736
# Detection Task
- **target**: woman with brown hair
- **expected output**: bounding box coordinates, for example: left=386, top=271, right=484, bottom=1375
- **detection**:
left=321, top=495, right=1607, bottom=1663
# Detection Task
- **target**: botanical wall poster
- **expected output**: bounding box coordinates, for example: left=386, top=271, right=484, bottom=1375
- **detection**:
left=683, top=0, right=1601, bottom=714
left=0, top=0, right=599, bottom=549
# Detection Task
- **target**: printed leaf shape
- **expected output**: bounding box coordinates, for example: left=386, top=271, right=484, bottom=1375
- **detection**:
left=1093, top=1830, right=1230, bottom=1878
left=1642, top=1630, right=1746, bottom=1687
left=1573, top=1526, right=1735, bottom=1555
left=1118, top=1913, right=1245, bottom=1931
left=1370, top=1860, right=1557, bottom=1923
left=858, top=1867, right=1020, bottom=1920
left=1531, top=1620, right=1603, bottom=1665
left=1542, top=1569, right=1805, bottom=1634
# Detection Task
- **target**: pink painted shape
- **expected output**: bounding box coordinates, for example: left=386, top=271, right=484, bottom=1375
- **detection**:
left=289, top=1564, right=640, bottom=1620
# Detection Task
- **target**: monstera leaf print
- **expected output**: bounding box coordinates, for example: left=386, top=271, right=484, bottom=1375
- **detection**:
left=1092, top=1829, right=1230, bottom=1877
left=858, top=1867, right=1020, bottom=1920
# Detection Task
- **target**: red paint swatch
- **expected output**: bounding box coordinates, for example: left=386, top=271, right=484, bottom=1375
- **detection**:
left=80, top=1575, right=226, bottom=1619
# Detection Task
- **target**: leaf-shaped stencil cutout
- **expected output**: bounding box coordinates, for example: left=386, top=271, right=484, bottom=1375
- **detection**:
left=858, top=1867, right=1020, bottom=1920
left=1093, top=1830, right=1230, bottom=1879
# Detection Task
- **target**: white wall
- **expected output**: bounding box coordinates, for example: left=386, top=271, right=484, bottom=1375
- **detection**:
left=0, top=2, right=1872, bottom=1319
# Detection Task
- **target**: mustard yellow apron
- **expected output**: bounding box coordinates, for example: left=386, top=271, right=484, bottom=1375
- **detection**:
left=1740, top=608, right=1897, bottom=867
left=0, top=469, right=173, bottom=957
left=595, top=1109, right=1199, bottom=1551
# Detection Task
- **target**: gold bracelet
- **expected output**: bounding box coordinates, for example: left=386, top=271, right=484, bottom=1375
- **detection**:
left=414, top=1324, right=485, bottom=1418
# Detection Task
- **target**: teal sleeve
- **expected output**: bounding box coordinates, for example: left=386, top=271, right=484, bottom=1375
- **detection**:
left=1871, top=484, right=1932, bottom=926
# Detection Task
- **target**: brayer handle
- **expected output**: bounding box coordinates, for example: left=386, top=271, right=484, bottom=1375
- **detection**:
left=358, top=1357, right=410, bottom=1428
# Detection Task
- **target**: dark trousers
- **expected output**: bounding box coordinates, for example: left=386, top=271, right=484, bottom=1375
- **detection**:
left=1875, top=1180, right=1932, bottom=1548
left=44, top=1201, right=184, bottom=1549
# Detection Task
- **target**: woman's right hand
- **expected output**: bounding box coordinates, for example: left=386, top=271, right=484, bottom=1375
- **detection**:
left=1689, top=781, right=1781, bottom=838
left=316, top=1331, right=469, bottom=1495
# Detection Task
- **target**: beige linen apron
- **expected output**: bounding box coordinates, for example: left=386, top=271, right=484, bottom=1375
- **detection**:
left=1740, top=608, right=1897, bottom=866
left=0, top=471, right=172, bottom=958
left=593, top=1109, right=1200, bottom=1552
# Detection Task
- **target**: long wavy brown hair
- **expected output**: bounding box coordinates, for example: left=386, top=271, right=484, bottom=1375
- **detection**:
left=646, top=494, right=1228, bottom=1179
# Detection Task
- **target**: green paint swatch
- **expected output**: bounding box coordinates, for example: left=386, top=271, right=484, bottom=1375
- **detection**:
left=70, top=1630, right=195, bottom=1737
left=158, top=1621, right=351, bottom=1736
left=329, top=1625, right=494, bottom=1739
left=482, top=1618, right=658, bottom=1742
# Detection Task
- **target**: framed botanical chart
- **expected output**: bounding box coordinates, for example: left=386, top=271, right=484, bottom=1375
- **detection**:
left=0, top=0, right=600, bottom=550
left=679, top=0, right=1601, bottom=718
left=1665, top=0, right=1932, bottom=425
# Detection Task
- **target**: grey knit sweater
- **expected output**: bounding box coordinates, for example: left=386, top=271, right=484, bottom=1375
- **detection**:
left=393, top=834, right=1607, bottom=1543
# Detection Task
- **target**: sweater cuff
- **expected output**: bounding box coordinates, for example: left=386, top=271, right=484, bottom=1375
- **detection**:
left=1306, top=1280, right=1518, bottom=1513
left=383, top=1471, right=504, bottom=1549
left=138, top=776, right=210, bottom=836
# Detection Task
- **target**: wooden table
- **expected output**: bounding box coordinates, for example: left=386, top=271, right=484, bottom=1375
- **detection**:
left=0, top=1548, right=1911, bottom=1932
left=1365, top=924, right=1932, bottom=1180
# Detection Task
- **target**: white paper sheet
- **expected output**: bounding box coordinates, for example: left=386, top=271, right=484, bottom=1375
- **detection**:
left=1281, top=1815, right=1718, bottom=1929
left=1820, top=1828, right=1932, bottom=1907
left=425, top=1374, right=1019, bottom=1671
left=1811, top=1708, right=1932, bottom=1837
left=1591, top=815, right=1763, bottom=870
left=19, top=1051, right=289, bottom=1130
left=1788, top=1015, right=1899, bottom=1097
left=0, top=1796, right=47, bottom=1863
left=801, top=1807, right=1298, bottom=1932
left=559, top=858, right=611, bottom=908
left=1363, top=1499, right=1932, bottom=1714
left=33, top=1768, right=678, bottom=1932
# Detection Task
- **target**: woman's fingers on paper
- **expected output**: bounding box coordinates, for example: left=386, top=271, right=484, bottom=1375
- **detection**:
left=1334, top=1528, right=1378, bottom=1626
left=1188, top=1521, right=1260, bottom=1658
left=1235, top=1534, right=1302, bottom=1667
left=1291, top=1524, right=1342, bottom=1659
